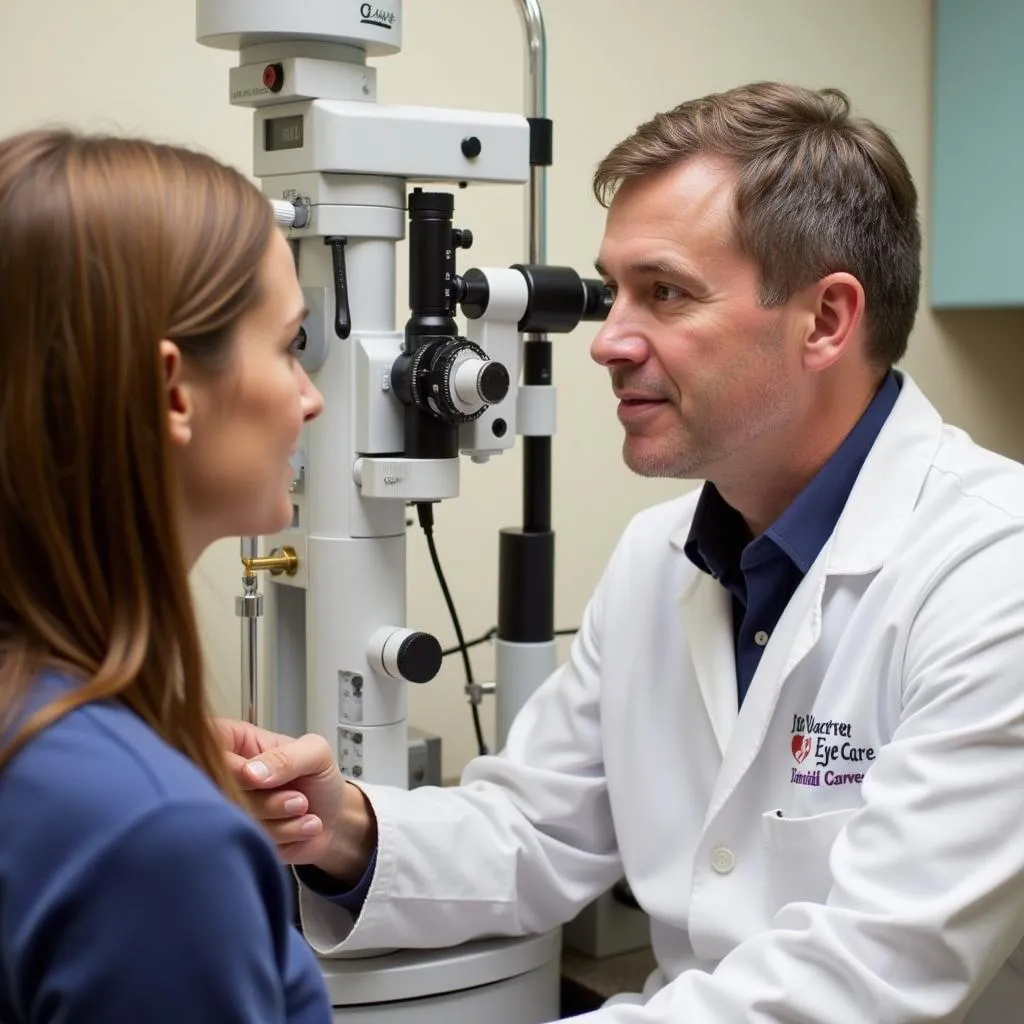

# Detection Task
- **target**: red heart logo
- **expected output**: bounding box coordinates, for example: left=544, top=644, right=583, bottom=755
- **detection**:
left=791, top=735, right=810, bottom=763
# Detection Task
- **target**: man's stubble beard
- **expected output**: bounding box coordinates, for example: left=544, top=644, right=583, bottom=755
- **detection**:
left=620, top=323, right=794, bottom=482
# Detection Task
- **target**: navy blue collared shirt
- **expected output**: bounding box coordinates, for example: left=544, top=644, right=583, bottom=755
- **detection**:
left=684, top=372, right=901, bottom=707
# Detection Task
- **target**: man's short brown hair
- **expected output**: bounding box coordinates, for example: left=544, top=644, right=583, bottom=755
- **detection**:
left=593, top=82, right=921, bottom=367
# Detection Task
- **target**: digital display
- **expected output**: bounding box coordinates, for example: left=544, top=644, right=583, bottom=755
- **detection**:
left=264, top=115, right=304, bottom=152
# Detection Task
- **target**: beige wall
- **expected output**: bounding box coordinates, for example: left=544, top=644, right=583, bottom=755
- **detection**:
left=5, top=0, right=1022, bottom=778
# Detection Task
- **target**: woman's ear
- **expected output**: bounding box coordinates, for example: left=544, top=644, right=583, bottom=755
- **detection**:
left=160, top=340, right=193, bottom=446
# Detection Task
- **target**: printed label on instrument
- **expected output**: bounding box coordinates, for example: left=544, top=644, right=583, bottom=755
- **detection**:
left=337, top=727, right=365, bottom=779
left=339, top=671, right=364, bottom=724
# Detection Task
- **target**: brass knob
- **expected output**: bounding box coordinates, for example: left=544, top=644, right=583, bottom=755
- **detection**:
left=241, top=546, right=299, bottom=577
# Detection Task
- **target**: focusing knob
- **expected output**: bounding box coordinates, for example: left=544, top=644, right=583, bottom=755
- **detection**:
left=403, top=340, right=442, bottom=413
left=368, top=627, right=443, bottom=685
left=438, top=341, right=505, bottom=422
left=393, top=337, right=508, bottom=425
left=396, top=632, right=443, bottom=684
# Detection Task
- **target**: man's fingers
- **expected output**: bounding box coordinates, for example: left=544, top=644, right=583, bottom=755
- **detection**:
left=263, top=815, right=324, bottom=852
left=211, top=718, right=295, bottom=760
left=247, top=789, right=310, bottom=821
left=240, top=731, right=335, bottom=788
left=223, top=750, right=304, bottom=804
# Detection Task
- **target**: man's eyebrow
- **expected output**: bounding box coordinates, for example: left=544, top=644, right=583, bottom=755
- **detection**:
left=594, top=257, right=707, bottom=292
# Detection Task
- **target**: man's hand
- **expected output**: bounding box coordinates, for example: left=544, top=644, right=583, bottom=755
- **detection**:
left=214, top=719, right=377, bottom=886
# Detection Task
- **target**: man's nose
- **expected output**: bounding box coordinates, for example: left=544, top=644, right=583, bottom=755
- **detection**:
left=590, top=304, right=647, bottom=367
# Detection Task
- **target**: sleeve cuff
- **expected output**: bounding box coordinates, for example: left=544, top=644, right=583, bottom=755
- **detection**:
left=294, top=848, right=378, bottom=913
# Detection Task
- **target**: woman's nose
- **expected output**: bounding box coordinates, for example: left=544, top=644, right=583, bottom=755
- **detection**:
left=299, top=367, right=324, bottom=422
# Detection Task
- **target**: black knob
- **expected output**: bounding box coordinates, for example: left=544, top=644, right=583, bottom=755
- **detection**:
left=453, top=228, right=473, bottom=250
left=397, top=632, right=443, bottom=684
left=461, top=136, right=482, bottom=159
left=478, top=361, right=510, bottom=404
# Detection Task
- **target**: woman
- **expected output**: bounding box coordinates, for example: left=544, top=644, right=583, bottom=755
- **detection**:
left=0, top=128, right=329, bottom=1022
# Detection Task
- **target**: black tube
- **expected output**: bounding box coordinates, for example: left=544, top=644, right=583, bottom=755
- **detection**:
left=523, top=436, right=551, bottom=534
left=497, top=529, right=554, bottom=644
left=400, top=189, right=463, bottom=459
left=522, top=339, right=552, bottom=533
left=405, top=405, right=458, bottom=460
left=406, top=190, right=458, bottom=350
left=501, top=335, right=554, bottom=645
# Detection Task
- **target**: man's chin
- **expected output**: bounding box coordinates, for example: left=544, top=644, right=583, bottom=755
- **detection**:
left=623, top=441, right=698, bottom=480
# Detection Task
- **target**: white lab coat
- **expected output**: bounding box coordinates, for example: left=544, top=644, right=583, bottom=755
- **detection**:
left=300, top=373, right=1024, bottom=1023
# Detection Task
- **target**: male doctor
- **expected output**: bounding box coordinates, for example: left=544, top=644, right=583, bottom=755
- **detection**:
left=221, top=82, right=1024, bottom=1022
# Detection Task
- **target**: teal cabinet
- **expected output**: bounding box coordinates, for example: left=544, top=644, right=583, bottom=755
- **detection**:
left=931, top=0, right=1024, bottom=308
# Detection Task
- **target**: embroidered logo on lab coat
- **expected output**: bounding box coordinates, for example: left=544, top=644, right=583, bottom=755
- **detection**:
left=789, top=714, right=876, bottom=787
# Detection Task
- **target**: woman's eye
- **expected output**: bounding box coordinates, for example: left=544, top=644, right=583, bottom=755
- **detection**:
left=288, top=328, right=307, bottom=354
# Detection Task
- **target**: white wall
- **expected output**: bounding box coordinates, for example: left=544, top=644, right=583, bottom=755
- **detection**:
left=6, top=0, right=1023, bottom=779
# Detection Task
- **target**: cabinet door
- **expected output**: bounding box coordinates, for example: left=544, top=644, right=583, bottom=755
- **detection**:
left=931, top=0, right=1024, bottom=308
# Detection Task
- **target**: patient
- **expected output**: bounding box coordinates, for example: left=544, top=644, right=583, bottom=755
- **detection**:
left=0, top=129, right=329, bottom=1022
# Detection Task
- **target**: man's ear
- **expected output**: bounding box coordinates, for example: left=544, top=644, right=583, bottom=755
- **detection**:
left=160, top=339, right=193, bottom=447
left=801, top=272, right=866, bottom=374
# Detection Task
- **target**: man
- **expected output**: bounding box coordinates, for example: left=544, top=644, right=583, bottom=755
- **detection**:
left=221, top=83, right=1024, bottom=1022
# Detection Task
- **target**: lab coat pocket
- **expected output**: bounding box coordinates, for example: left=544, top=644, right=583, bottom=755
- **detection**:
left=761, top=806, right=856, bottom=910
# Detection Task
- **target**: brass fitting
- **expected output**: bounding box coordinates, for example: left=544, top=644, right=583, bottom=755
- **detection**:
left=241, top=546, right=299, bottom=577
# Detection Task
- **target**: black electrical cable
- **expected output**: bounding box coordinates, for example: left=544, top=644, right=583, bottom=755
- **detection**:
left=415, top=501, right=489, bottom=757
left=441, top=626, right=577, bottom=659
left=441, top=628, right=496, bottom=658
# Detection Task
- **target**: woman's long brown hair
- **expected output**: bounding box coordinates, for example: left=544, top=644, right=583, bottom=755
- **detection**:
left=0, top=129, right=275, bottom=800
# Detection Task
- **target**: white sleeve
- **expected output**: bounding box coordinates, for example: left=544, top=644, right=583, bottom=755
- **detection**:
left=568, top=525, right=1024, bottom=1024
left=300, top=554, right=623, bottom=956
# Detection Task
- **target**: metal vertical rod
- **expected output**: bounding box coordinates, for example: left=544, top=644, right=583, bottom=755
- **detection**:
left=517, top=0, right=547, bottom=266
left=516, top=0, right=551, bottom=536
left=240, top=536, right=260, bottom=724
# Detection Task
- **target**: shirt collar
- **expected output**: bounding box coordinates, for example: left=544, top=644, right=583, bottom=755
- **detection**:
left=684, top=371, right=901, bottom=578
left=683, top=483, right=748, bottom=584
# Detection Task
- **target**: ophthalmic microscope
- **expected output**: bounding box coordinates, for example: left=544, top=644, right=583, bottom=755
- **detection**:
left=197, top=2, right=609, bottom=1021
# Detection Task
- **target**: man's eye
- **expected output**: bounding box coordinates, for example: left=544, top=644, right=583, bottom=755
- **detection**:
left=653, top=283, right=685, bottom=301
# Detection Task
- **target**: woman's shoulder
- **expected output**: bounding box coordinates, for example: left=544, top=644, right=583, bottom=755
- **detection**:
left=0, top=677, right=331, bottom=1023
left=0, top=673, right=258, bottom=881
